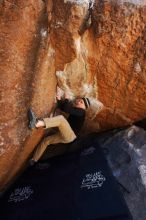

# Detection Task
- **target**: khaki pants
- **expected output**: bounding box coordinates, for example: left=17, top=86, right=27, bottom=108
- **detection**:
left=32, top=115, right=76, bottom=162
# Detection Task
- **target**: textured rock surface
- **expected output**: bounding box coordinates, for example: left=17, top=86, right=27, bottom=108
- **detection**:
left=0, top=0, right=146, bottom=190
left=97, top=126, right=146, bottom=220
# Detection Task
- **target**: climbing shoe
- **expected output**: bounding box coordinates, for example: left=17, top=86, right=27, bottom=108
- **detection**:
left=28, top=108, right=37, bottom=129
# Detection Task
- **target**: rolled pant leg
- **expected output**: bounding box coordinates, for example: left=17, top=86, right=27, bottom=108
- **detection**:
left=32, top=115, right=76, bottom=162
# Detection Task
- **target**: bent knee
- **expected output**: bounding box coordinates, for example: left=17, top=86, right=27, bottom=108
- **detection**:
left=63, top=134, right=77, bottom=143
left=57, top=115, right=66, bottom=121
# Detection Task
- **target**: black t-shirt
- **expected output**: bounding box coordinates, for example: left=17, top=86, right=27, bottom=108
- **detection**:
left=57, top=99, right=86, bottom=136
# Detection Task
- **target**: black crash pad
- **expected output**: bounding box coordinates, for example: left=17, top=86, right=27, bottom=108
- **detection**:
left=0, top=138, right=133, bottom=220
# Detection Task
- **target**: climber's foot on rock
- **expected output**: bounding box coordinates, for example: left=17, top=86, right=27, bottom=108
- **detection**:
left=28, top=108, right=38, bottom=129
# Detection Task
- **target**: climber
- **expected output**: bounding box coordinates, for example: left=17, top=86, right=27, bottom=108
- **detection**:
left=28, top=94, right=91, bottom=165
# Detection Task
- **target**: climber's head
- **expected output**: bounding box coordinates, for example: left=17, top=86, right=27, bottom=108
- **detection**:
left=74, top=97, right=90, bottom=110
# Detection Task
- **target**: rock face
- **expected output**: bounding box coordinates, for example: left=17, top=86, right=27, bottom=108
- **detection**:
left=0, top=0, right=146, bottom=190
left=97, top=126, right=146, bottom=220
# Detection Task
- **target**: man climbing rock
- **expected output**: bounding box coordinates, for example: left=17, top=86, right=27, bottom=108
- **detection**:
left=28, top=95, right=91, bottom=165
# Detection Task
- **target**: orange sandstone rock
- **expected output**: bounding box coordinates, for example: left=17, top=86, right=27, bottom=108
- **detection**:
left=0, top=0, right=146, bottom=190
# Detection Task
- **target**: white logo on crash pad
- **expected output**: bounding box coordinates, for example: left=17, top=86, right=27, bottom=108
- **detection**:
left=81, top=171, right=106, bottom=189
left=8, top=186, right=34, bottom=203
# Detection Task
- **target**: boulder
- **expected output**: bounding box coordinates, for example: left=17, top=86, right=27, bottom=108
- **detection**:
left=97, top=126, right=146, bottom=220
left=0, top=0, right=146, bottom=190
